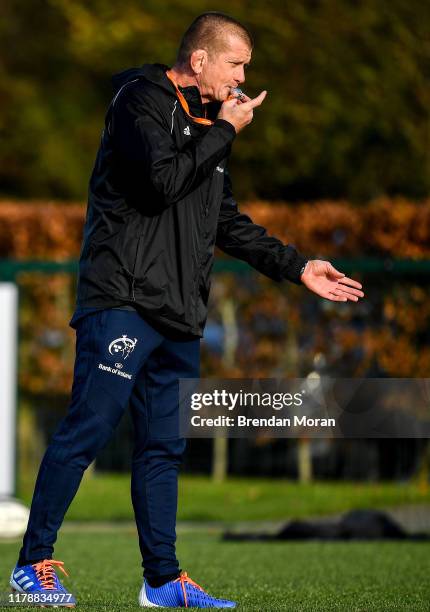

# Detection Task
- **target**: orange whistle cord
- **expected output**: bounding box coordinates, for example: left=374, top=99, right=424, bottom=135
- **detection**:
left=165, top=70, right=214, bottom=126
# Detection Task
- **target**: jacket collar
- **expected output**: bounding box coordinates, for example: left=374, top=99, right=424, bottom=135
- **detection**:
left=111, top=63, right=221, bottom=120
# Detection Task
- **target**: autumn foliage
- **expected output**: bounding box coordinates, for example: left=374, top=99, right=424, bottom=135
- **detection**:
left=1, top=199, right=429, bottom=399
left=0, top=202, right=84, bottom=259
left=1, top=198, right=430, bottom=259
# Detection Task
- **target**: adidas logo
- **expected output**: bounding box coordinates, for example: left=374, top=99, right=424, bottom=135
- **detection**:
left=183, top=126, right=191, bottom=136
left=11, top=569, right=35, bottom=590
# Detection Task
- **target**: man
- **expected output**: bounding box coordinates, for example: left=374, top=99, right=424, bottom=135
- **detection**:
left=10, top=12, right=364, bottom=609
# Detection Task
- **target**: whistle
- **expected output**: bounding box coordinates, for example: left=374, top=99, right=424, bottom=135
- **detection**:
left=228, top=87, right=246, bottom=102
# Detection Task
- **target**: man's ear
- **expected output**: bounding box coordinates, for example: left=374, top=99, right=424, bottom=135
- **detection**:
left=190, top=49, right=208, bottom=75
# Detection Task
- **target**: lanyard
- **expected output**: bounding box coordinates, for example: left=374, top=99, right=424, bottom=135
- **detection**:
left=165, top=69, right=214, bottom=126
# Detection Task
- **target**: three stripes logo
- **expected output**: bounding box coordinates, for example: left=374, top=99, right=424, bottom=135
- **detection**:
left=12, top=569, right=35, bottom=590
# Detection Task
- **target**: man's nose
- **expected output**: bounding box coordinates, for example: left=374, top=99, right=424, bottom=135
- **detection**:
left=235, top=67, right=245, bottom=84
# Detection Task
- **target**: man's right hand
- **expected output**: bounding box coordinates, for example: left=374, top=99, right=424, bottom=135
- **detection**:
left=217, top=91, right=267, bottom=133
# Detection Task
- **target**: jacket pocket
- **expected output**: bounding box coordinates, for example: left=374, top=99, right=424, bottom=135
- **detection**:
left=133, top=241, right=167, bottom=302
left=135, top=254, right=167, bottom=298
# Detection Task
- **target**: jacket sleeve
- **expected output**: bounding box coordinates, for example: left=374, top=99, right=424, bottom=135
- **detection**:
left=110, top=85, right=236, bottom=206
left=215, top=169, right=308, bottom=284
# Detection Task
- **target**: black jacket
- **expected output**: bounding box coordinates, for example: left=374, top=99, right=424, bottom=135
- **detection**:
left=76, top=63, right=307, bottom=338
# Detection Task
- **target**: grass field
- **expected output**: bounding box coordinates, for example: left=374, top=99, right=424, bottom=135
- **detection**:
left=1, top=528, right=429, bottom=611
left=18, top=474, right=430, bottom=522
left=10, top=475, right=429, bottom=609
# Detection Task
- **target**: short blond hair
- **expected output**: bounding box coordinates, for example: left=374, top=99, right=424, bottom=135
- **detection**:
left=176, top=12, right=253, bottom=65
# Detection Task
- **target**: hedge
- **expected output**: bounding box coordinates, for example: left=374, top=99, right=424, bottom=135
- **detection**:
left=1, top=198, right=429, bottom=260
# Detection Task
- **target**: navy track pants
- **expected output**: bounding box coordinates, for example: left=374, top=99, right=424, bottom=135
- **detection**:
left=18, top=309, right=200, bottom=578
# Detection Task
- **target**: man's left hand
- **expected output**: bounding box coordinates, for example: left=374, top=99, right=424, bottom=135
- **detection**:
left=301, top=260, right=364, bottom=302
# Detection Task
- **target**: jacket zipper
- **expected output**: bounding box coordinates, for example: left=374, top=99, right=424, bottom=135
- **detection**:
left=193, top=177, right=213, bottom=328
left=131, top=236, right=143, bottom=301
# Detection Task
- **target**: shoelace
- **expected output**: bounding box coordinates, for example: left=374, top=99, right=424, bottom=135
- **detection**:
left=32, top=559, right=69, bottom=590
left=173, top=571, right=204, bottom=608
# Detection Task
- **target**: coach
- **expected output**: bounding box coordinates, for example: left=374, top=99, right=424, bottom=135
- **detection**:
left=11, top=11, right=363, bottom=608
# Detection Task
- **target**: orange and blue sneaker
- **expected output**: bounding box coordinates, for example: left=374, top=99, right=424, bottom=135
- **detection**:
left=10, top=559, right=76, bottom=607
left=139, top=571, right=236, bottom=608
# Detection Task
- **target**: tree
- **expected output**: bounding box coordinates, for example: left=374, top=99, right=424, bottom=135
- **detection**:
left=1, top=0, right=429, bottom=201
